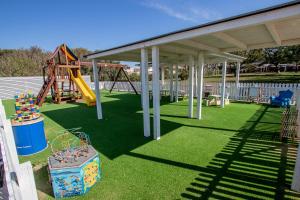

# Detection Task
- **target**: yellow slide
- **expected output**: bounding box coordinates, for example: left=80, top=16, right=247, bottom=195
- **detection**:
left=68, top=69, right=96, bottom=106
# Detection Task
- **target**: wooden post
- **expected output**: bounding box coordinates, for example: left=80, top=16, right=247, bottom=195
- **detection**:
left=141, top=48, right=151, bottom=137
left=93, top=59, right=103, bottom=119
left=188, top=55, right=194, bottom=118
left=121, top=68, right=138, bottom=95
left=152, top=46, right=161, bottom=140
left=109, top=67, right=122, bottom=93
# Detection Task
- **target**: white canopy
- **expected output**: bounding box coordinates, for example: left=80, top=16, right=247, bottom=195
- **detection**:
left=85, top=1, right=300, bottom=141
left=85, top=1, right=300, bottom=63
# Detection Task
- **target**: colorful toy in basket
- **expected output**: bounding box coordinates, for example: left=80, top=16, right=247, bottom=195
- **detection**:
left=11, top=91, right=40, bottom=123
left=10, top=91, right=47, bottom=156
left=48, top=129, right=101, bottom=198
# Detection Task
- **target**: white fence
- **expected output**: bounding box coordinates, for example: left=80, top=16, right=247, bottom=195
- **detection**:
left=0, top=100, right=38, bottom=200
left=0, top=76, right=91, bottom=100
left=1, top=77, right=299, bottom=103
left=99, top=80, right=300, bottom=103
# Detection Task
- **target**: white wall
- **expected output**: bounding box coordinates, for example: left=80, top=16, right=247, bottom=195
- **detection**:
left=0, top=76, right=91, bottom=100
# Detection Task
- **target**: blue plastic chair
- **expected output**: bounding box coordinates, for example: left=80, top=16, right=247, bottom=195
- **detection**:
left=270, top=89, right=293, bottom=107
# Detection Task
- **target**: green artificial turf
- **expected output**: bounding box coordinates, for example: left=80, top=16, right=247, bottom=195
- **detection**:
left=2, top=91, right=300, bottom=199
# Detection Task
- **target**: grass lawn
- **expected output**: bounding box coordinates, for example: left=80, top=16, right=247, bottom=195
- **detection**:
left=205, top=72, right=300, bottom=83
left=3, top=91, right=300, bottom=199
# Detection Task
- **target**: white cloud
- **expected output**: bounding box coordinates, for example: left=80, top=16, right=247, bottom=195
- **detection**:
left=190, top=7, right=222, bottom=21
left=141, top=0, right=222, bottom=23
left=144, top=1, right=195, bottom=22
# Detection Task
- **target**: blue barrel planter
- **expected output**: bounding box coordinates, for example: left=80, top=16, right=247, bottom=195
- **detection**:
left=11, top=117, right=47, bottom=156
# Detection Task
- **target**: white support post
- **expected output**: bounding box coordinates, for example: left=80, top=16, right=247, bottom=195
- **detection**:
left=175, top=64, right=179, bottom=102
left=194, top=66, right=198, bottom=97
left=221, top=60, right=227, bottom=108
left=196, top=53, right=204, bottom=119
left=297, top=89, right=300, bottom=138
left=93, top=59, right=103, bottom=119
left=297, top=108, right=300, bottom=138
left=188, top=55, right=195, bottom=118
left=161, top=66, right=165, bottom=89
left=292, top=144, right=300, bottom=192
left=141, top=48, right=151, bottom=137
left=297, top=89, right=300, bottom=111
left=169, top=64, right=174, bottom=102
left=236, top=62, right=240, bottom=100
left=152, top=46, right=161, bottom=140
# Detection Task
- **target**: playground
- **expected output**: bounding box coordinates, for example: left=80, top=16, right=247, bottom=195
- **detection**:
left=0, top=1, right=300, bottom=199
left=2, top=91, right=299, bottom=199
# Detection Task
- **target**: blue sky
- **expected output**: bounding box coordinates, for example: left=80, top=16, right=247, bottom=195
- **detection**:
left=0, top=0, right=291, bottom=51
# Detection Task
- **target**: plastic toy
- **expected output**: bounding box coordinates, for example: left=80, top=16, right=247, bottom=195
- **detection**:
left=11, top=91, right=40, bottom=123
left=48, top=129, right=101, bottom=198
left=270, top=89, right=293, bottom=107
left=10, top=91, right=47, bottom=155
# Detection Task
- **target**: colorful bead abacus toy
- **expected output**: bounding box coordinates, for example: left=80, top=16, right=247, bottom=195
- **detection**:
left=11, top=91, right=41, bottom=123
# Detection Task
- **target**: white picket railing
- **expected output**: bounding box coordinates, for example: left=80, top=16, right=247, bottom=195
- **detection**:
left=0, top=100, right=38, bottom=200
left=1, top=77, right=299, bottom=104
left=98, top=80, right=300, bottom=104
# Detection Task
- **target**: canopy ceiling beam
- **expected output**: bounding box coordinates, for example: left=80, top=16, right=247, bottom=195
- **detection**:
left=265, top=22, right=282, bottom=45
left=205, top=58, right=224, bottom=64
left=160, top=51, right=183, bottom=59
left=175, top=40, right=221, bottom=53
left=160, top=45, right=198, bottom=56
left=221, top=38, right=300, bottom=52
left=206, top=52, right=244, bottom=62
left=161, top=58, right=186, bottom=64
left=213, top=32, right=247, bottom=50
left=112, top=51, right=182, bottom=62
left=161, top=54, right=187, bottom=65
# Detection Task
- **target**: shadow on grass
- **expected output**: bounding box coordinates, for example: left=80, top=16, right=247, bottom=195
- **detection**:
left=41, top=93, right=300, bottom=199
left=180, top=105, right=300, bottom=199
left=124, top=105, right=300, bottom=199
left=34, top=165, right=54, bottom=198
left=42, top=93, right=182, bottom=160
left=38, top=93, right=185, bottom=197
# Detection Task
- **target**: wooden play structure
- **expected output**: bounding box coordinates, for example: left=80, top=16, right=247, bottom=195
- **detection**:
left=36, top=44, right=94, bottom=106
left=79, top=62, right=138, bottom=95
left=36, top=44, right=137, bottom=107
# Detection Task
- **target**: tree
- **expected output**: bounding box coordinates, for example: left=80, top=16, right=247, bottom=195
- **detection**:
left=178, top=66, right=188, bottom=80
left=0, top=46, right=49, bottom=77
left=129, top=72, right=140, bottom=81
